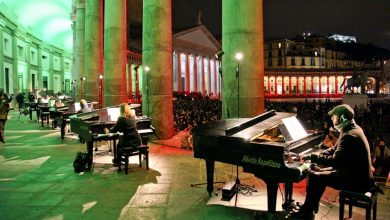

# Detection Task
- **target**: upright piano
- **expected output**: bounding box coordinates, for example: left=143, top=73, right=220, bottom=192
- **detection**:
left=70, top=105, right=154, bottom=169
left=192, top=110, right=322, bottom=213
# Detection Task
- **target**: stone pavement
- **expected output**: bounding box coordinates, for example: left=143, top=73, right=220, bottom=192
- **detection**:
left=1, top=110, right=390, bottom=220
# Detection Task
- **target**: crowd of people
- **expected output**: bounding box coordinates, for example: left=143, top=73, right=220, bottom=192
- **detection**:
left=173, top=92, right=221, bottom=149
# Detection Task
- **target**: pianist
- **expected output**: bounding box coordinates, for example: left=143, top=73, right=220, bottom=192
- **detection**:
left=291, top=104, right=375, bottom=219
left=77, top=99, right=92, bottom=113
left=104, top=103, right=142, bottom=165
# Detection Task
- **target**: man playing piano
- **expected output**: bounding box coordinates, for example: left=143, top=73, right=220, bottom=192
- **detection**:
left=291, top=104, right=375, bottom=219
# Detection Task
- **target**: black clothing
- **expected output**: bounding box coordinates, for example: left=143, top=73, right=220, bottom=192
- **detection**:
left=77, top=106, right=92, bottom=113
left=16, top=93, right=25, bottom=111
left=302, top=120, right=374, bottom=212
left=110, top=116, right=141, bottom=149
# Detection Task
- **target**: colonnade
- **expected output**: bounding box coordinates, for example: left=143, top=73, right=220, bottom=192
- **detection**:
left=72, top=0, right=265, bottom=139
left=173, top=52, right=220, bottom=96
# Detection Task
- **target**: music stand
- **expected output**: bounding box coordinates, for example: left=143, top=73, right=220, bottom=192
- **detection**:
left=190, top=160, right=225, bottom=194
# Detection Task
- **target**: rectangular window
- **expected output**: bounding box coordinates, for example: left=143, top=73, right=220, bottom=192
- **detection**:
left=311, top=58, right=315, bottom=66
left=4, top=38, right=9, bottom=51
left=301, top=58, right=305, bottom=66
left=291, top=58, right=295, bottom=66
left=278, top=58, right=282, bottom=66
left=43, top=76, right=48, bottom=90
left=31, top=51, right=35, bottom=62
left=18, top=46, right=24, bottom=58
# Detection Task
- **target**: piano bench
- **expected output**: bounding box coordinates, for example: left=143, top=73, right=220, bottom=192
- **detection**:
left=339, top=190, right=378, bottom=220
left=118, top=145, right=149, bottom=175
left=41, top=112, right=50, bottom=127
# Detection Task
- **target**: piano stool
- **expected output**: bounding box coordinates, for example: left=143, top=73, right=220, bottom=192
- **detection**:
left=339, top=189, right=378, bottom=220
left=41, top=112, right=50, bottom=127
left=118, top=145, right=149, bottom=175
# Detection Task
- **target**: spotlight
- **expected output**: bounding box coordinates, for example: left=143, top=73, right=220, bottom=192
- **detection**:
left=214, top=50, right=224, bottom=60
left=235, top=52, right=243, bottom=61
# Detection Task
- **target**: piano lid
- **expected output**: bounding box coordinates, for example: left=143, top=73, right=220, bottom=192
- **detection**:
left=70, top=104, right=141, bottom=122
left=192, top=110, right=310, bottom=143
left=251, top=115, right=308, bottom=143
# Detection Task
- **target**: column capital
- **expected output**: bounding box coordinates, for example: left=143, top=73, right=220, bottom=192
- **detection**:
left=0, top=19, right=6, bottom=28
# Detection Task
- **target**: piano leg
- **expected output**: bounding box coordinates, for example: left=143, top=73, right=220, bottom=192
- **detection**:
left=86, top=141, right=93, bottom=170
left=61, top=120, right=66, bottom=139
left=282, top=181, right=294, bottom=210
left=206, top=160, right=215, bottom=195
left=113, top=139, right=118, bottom=165
left=265, top=180, right=278, bottom=213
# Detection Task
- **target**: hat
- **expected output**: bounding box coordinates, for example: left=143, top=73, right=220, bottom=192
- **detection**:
left=328, top=104, right=354, bottom=120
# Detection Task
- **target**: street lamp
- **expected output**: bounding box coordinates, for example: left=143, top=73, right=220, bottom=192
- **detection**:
left=235, top=52, right=243, bottom=117
left=144, top=66, right=150, bottom=116
left=98, top=73, right=103, bottom=109
left=80, top=76, right=86, bottom=99
left=215, top=50, right=224, bottom=99
left=71, top=79, right=76, bottom=101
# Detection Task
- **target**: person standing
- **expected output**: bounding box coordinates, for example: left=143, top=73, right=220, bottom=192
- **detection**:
left=16, top=92, right=25, bottom=111
left=291, top=104, right=375, bottom=219
left=373, top=139, right=390, bottom=177
left=0, top=92, right=10, bottom=143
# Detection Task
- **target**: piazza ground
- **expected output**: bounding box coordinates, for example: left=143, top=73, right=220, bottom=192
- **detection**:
left=1, top=109, right=390, bottom=220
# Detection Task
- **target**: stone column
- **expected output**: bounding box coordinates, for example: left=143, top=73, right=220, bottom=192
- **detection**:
left=60, top=55, right=65, bottom=92
left=0, top=21, right=4, bottom=86
left=85, top=0, right=103, bottom=104
left=25, top=41, right=31, bottom=92
left=194, top=55, right=198, bottom=92
left=37, top=46, right=43, bottom=90
left=104, top=0, right=127, bottom=106
left=12, top=32, right=18, bottom=94
left=74, top=0, right=86, bottom=101
left=142, top=0, right=173, bottom=139
left=49, top=50, right=54, bottom=91
left=222, top=0, right=264, bottom=118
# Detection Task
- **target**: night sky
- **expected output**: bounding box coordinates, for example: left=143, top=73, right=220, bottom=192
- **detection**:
left=172, top=0, right=390, bottom=50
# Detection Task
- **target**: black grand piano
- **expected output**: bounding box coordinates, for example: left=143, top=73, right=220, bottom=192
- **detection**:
left=70, top=105, right=154, bottom=169
left=192, top=110, right=322, bottom=214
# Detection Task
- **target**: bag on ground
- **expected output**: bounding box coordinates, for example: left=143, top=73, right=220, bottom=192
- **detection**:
left=73, top=151, right=88, bottom=173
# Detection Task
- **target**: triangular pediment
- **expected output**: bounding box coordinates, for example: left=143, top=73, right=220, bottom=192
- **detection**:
left=173, top=25, right=221, bottom=52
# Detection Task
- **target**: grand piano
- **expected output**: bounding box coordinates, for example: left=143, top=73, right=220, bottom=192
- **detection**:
left=53, top=102, right=94, bottom=139
left=70, top=105, right=154, bottom=169
left=192, top=110, right=322, bottom=214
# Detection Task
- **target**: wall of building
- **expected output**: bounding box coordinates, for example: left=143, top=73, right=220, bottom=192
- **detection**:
left=0, top=12, right=72, bottom=97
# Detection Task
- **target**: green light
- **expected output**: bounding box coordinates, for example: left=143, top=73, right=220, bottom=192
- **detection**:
left=0, top=0, right=73, bottom=51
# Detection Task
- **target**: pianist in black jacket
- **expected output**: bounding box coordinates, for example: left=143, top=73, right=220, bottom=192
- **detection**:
left=291, top=104, right=375, bottom=219
left=107, top=103, right=142, bottom=163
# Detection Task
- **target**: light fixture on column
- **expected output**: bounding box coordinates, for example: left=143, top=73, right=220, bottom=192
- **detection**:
left=214, top=50, right=224, bottom=60
left=80, top=76, right=86, bottom=99
left=98, top=73, right=103, bottom=109
left=144, top=65, right=150, bottom=116
left=214, top=50, right=225, bottom=99
left=235, top=52, right=243, bottom=117
left=71, top=79, right=77, bottom=101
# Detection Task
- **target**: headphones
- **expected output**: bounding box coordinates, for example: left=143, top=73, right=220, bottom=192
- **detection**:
left=340, top=115, right=347, bottom=123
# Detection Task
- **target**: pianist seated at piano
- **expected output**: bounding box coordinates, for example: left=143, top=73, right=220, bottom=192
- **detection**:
left=291, top=104, right=375, bottom=219
left=77, top=99, right=92, bottom=113
left=104, top=103, right=142, bottom=165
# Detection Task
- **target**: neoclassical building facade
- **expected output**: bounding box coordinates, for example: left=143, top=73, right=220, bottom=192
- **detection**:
left=0, top=11, right=72, bottom=96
